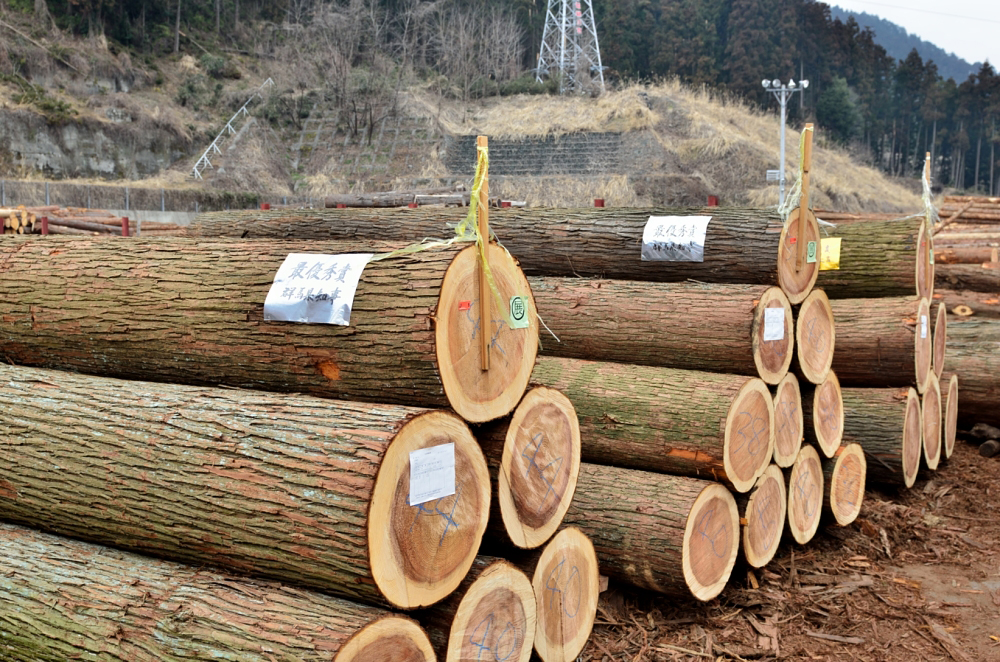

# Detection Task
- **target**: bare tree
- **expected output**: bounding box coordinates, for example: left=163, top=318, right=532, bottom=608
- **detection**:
left=433, top=5, right=524, bottom=100
left=174, top=0, right=181, bottom=54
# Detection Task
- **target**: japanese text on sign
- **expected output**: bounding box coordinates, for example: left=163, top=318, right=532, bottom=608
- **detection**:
left=263, top=253, right=373, bottom=326
left=819, top=237, right=841, bottom=271
left=641, top=215, right=712, bottom=262
left=409, top=443, right=456, bottom=506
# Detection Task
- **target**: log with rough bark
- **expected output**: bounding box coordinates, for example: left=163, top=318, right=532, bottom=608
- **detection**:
left=0, top=522, right=436, bottom=662
left=0, top=364, right=491, bottom=609
left=478, top=386, right=581, bottom=549
left=562, top=463, right=739, bottom=601
left=529, top=278, right=793, bottom=383
left=785, top=444, right=824, bottom=545
left=0, top=237, right=537, bottom=423
left=933, top=289, right=1000, bottom=318
left=532, top=356, right=774, bottom=492
left=933, top=246, right=998, bottom=263
left=801, top=371, right=844, bottom=458
left=815, top=216, right=933, bottom=299
left=945, top=318, right=1000, bottom=426
left=186, top=206, right=820, bottom=298
left=772, top=373, right=804, bottom=468
left=942, top=374, right=959, bottom=460
left=325, top=187, right=462, bottom=208
left=922, top=372, right=943, bottom=470
left=792, top=288, right=835, bottom=384
left=829, top=296, right=933, bottom=393
left=841, top=387, right=922, bottom=488
left=936, top=263, right=1000, bottom=292
left=733, top=464, right=786, bottom=568
left=933, top=301, right=947, bottom=379
left=418, top=558, right=536, bottom=662
left=821, top=443, right=866, bottom=526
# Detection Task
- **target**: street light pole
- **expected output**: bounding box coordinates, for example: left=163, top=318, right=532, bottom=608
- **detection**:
left=763, top=78, right=808, bottom=206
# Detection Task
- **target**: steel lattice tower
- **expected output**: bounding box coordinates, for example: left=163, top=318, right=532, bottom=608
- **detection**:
left=535, top=0, right=605, bottom=93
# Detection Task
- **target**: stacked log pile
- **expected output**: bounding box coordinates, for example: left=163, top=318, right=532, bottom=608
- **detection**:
left=17, top=206, right=184, bottom=236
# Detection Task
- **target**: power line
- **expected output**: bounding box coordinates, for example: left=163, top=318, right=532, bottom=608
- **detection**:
left=839, top=1, right=1000, bottom=26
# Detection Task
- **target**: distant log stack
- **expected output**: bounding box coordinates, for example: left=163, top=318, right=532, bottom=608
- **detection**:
left=325, top=186, right=467, bottom=208
left=944, top=318, right=1000, bottom=427
left=0, top=522, right=436, bottom=662
left=841, top=387, right=922, bottom=488
left=0, top=365, right=491, bottom=609
left=933, top=289, right=1000, bottom=318
left=935, top=263, right=1000, bottom=292
left=0, top=237, right=538, bottom=423
left=939, top=195, right=1000, bottom=223
left=0, top=207, right=35, bottom=234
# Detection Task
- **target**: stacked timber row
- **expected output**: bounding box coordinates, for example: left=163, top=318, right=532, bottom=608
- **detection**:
left=0, top=206, right=36, bottom=234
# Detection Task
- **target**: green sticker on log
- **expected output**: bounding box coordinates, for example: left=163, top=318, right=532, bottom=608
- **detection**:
left=509, top=295, right=530, bottom=329
left=806, top=241, right=818, bottom=263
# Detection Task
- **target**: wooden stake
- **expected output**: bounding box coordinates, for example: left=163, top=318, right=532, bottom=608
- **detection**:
left=477, top=135, right=490, bottom=372
left=796, top=124, right=814, bottom=272
left=924, top=152, right=931, bottom=186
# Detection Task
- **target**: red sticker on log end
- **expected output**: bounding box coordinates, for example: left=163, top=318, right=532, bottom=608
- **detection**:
left=789, top=237, right=797, bottom=244
left=458, top=300, right=472, bottom=311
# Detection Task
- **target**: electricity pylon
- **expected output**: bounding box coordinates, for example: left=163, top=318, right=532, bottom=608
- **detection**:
left=536, top=0, right=605, bottom=93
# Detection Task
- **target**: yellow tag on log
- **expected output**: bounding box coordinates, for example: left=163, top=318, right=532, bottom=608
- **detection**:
left=820, top=237, right=841, bottom=271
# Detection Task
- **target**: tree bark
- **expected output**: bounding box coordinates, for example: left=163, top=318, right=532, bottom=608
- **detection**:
left=829, top=296, right=933, bottom=393
left=0, top=237, right=536, bottom=423
left=478, top=387, right=581, bottom=550
left=562, top=463, right=739, bottom=601
left=174, top=0, right=181, bottom=53
left=933, top=246, right=997, bottom=264
left=529, top=278, right=793, bottom=384
left=325, top=188, right=463, bottom=208
left=944, top=318, right=1000, bottom=427
left=531, top=356, right=774, bottom=493
left=815, top=216, right=932, bottom=299
left=0, top=522, right=436, bottom=662
left=732, top=464, right=786, bottom=568
left=0, top=364, right=491, bottom=610
left=936, top=263, right=1000, bottom=292
left=840, top=387, right=922, bottom=488
left=821, top=442, right=866, bottom=527
left=800, top=371, right=844, bottom=459
left=785, top=445, right=823, bottom=545
left=933, top=289, right=1000, bottom=319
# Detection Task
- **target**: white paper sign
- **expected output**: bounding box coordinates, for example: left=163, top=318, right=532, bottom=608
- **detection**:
left=763, top=307, right=785, bottom=341
left=920, top=315, right=928, bottom=339
left=264, top=253, right=373, bottom=326
left=641, top=215, right=712, bottom=262
left=409, top=443, right=456, bottom=506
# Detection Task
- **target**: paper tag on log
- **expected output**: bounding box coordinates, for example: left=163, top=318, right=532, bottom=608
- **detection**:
left=409, top=443, right=456, bottom=506
left=820, top=237, right=841, bottom=271
left=263, top=253, right=373, bottom=325
left=763, top=307, right=785, bottom=341
left=921, top=315, right=928, bottom=339
left=509, top=295, right=530, bottom=329
left=641, top=215, right=711, bottom=262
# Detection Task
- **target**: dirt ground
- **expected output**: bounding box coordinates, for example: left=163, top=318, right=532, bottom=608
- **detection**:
left=583, top=439, right=1000, bottom=661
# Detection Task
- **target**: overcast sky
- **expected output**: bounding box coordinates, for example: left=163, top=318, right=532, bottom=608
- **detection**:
left=831, top=1, right=1000, bottom=68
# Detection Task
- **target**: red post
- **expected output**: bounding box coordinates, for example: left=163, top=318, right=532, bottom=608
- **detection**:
left=500, top=200, right=511, bottom=208
left=121, top=216, right=130, bottom=237
left=594, top=198, right=605, bottom=207
left=408, top=202, right=419, bottom=209
left=337, top=203, right=347, bottom=209
left=707, top=196, right=719, bottom=207
left=40, top=216, right=49, bottom=235
left=261, top=203, right=271, bottom=210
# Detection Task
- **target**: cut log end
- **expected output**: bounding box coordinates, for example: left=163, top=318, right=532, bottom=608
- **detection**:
left=903, top=388, right=923, bottom=488
left=530, top=527, right=600, bottom=662
left=777, top=208, right=820, bottom=304
left=334, top=616, right=436, bottom=662
left=445, top=561, right=537, bottom=662
left=917, top=222, right=934, bottom=301
left=682, top=482, right=740, bottom=601
left=772, top=373, right=804, bottom=468
left=753, top=286, right=794, bottom=384
left=811, top=371, right=844, bottom=459
left=368, top=410, right=491, bottom=609
left=741, top=465, right=787, bottom=569
left=915, top=298, right=933, bottom=394
left=787, top=445, right=824, bottom=545
left=497, top=386, right=581, bottom=549
left=944, top=375, right=959, bottom=460
left=932, top=302, right=947, bottom=379
left=922, top=373, right=943, bottom=471
left=723, top=379, right=775, bottom=492
left=436, top=243, right=539, bottom=423
left=795, top=289, right=835, bottom=385
left=824, top=443, right=866, bottom=527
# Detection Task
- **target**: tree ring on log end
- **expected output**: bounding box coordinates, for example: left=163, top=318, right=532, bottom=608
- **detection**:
left=682, top=483, right=739, bottom=601
left=446, top=561, right=537, bottom=662
left=828, top=443, right=866, bottom=526
left=742, top=465, right=786, bottom=569
left=752, top=286, right=794, bottom=384
left=368, top=411, right=490, bottom=609
left=530, top=527, right=599, bottom=662
left=787, top=445, right=823, bottom=545
left=915, top=298, right=933, bottom=394
left=902, top=388, right=922, bottom=488
left=811, top=371, right=844, bottom=459
left=921, top=373, right=942, bottom=470
left=794, top=289, right=835, bottom=385
left=916, top=222, right=934, bottom=301
left=436, top=243, right=539, bottom=423
left=334, top=616, right=436, bottom=662
left=772, top=373, right=803, bottom=468
left=498, top=387, right=581, bottom=549
left=777, top=208, right=820, bottom=305
left=932, top=302, right=947, bottom=379
left=723, top=379, right=775, bottom=492
left=944, top=375, right=958, bottom=460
